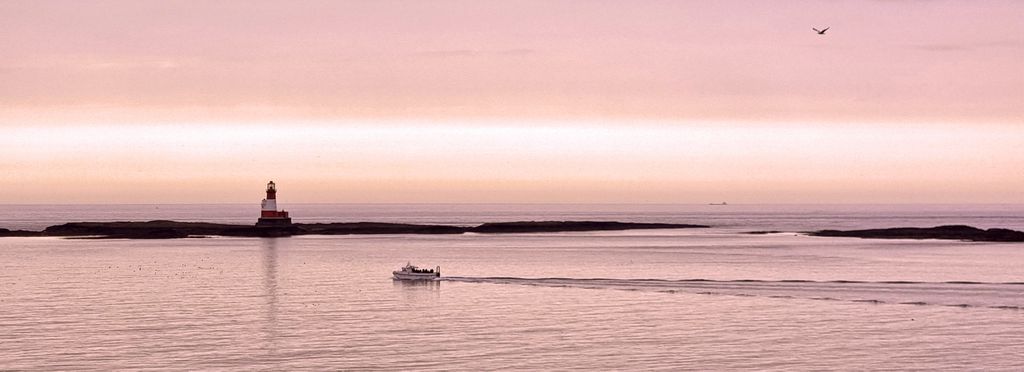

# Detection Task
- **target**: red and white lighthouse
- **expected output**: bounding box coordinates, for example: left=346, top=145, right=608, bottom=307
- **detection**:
left=257, top=181, right=292, bottom=227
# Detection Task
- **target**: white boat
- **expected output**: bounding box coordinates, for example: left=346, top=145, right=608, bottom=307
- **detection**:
left=393, top=263, right=440, bottom=280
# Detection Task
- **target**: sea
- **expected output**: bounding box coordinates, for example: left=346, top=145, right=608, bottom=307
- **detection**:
left=1, top=204, right=1023, bottom=371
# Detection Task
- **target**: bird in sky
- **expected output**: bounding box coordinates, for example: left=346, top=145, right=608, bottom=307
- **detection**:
left=813, top=27, right=830, bottom=35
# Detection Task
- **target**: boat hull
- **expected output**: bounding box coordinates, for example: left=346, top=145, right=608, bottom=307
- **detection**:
left=393, top=271, right=440, bottom=281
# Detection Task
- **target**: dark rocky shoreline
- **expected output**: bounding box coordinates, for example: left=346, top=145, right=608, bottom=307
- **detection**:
left=4, top=222, right=1022, bottom=242
left=809, top=225, right=1024, bottom=243
left=0, top=220, right=709, bottom=239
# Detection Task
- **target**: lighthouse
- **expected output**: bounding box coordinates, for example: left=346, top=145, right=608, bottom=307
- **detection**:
left=257, top=181, right=292, bottom=227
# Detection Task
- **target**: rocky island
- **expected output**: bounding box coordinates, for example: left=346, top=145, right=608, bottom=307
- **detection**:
left=0, top=183, right=713, bottom=239
left=0, top=220, right=709, bottom=239
left=0, top=228, right=39, bottom=237
left=5, top=221, right=1023, bottom=242
left=810, top=225, right=1024, bottom=243
left=471, top=221, right=707, bottom=233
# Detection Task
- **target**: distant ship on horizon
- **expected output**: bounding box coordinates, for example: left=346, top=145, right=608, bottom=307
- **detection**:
left=709, top=202, right=728, bottom=205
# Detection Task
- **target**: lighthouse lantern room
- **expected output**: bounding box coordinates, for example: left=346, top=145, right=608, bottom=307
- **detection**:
left=257, top=181, right=292, bottom=227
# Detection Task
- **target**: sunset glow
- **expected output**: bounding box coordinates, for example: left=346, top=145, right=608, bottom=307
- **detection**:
left=2, top=1, right=1022, bottom=203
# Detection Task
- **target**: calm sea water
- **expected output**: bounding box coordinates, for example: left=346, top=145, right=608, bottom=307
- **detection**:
left=2, top=204, right=1023, bottom=370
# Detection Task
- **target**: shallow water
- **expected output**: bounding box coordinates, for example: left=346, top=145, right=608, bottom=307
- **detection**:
left=1, top=204, right=1023, bottom=370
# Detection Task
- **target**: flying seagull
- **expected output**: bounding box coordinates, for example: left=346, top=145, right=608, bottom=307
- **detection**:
left=813, top=27, right=830, bottom=35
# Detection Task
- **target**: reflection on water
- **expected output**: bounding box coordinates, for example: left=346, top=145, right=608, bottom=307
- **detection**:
left=394, top=279, right=441, bottom=303
left=260, top=238, right=279, bottom=357
left=393, top=279, right=442, bottom=289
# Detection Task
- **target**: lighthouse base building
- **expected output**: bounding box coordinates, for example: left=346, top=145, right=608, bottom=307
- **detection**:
left=256, top=181, right=293, bottom=227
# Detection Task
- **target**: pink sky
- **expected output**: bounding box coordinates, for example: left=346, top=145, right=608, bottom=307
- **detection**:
left=1, top=1, right=1022, bottom=203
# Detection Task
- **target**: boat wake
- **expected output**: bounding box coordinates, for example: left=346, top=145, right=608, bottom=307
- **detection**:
left=441, top=276, right=1024, bottom=310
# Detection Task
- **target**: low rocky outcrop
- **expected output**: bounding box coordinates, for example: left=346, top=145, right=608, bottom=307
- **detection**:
left=295, top=222, right=466, bottom=235
left=0, top=228, right=41, bottom=237
left=11, top=221, right=1023, bottom=242
left=44, top=220, right=243, bottom=239
left=470, top=221, right=709, bottom=233
left=810, top=225, right=1024, bottom=242
left=4, top=220, right=709, bottom=239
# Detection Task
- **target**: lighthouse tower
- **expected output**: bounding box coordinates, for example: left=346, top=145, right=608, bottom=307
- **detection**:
left=257, top=181, right=292, bottom=227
